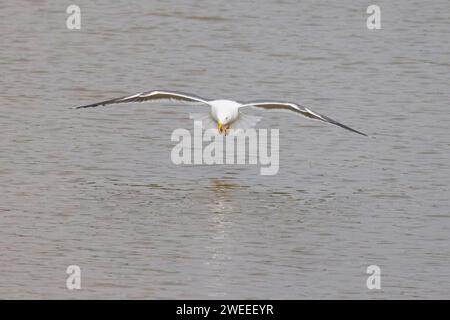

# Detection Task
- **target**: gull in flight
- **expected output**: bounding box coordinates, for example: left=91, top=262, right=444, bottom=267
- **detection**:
left=75, top=90, right=367, bottom=136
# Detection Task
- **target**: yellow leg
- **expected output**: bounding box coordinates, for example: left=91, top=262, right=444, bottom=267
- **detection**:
left=218, top=123, right=230, bottom=135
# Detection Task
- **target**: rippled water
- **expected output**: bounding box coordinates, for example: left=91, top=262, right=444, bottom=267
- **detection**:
left=1, top=0, right=449, bottom=299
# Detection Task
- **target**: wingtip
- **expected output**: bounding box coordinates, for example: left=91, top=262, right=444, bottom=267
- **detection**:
left=358, top=131, right=369, bottom=137
left=72, top=104, right=96, bottom=110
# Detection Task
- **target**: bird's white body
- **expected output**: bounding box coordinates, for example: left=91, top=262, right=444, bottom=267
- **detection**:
left=209, top=100, right=241, bottom=126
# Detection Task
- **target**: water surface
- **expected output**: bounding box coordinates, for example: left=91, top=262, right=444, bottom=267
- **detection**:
left=1, top=0, right=449, bottom=299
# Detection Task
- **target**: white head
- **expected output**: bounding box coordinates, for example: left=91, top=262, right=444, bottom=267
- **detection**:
left=218, top=109, right=234, bottom=125
left=211, top=100, right=241, bottom=127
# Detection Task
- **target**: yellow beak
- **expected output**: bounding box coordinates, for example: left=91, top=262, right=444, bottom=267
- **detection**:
left=218, top=122, right=223, bottom=131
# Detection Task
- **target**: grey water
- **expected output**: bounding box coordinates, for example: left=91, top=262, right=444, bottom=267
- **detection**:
left=1, top=0, right=449, bottom=299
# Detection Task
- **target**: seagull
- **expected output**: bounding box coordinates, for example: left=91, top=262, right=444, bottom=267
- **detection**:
left=75, top=90, right=367, bottom=136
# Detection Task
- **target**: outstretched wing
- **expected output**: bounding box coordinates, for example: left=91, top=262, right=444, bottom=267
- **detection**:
left=240, top=101, right=367, bottom=136
left=75, top=90, right=210, bottom=109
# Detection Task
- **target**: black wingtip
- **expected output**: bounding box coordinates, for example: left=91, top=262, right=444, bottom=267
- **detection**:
left=351, top=128, right=369, bottom=137
left=321, top=115, right=368, bottom=137
left=72, top=102, right=108, bottom=109
left=337, top=123, right=368, bottom=137
left=332, top=121, right=368, bottom=136
left=71, top=105, right=88, bottom=110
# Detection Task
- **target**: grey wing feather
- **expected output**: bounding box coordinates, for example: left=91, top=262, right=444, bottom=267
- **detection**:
left=75, top=90, right=210, bottom=109
left=241, top=100, right=367, bottom=136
